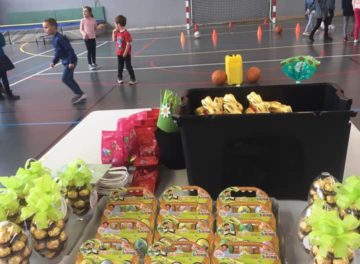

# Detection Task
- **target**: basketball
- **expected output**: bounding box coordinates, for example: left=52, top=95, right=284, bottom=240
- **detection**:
left=211, top=70, right=227, bottom=85
left=194, top=31, right=200, bottom=39
left=246, top=67, right=261, bottom=83
left=274, top=25, right=283, bottom=34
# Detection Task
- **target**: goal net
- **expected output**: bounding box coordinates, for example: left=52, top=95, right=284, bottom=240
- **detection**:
left=190, top=0, right=273, bottom=26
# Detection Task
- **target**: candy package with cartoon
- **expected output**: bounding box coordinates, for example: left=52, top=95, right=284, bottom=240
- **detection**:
left=145, top=240, right=211, bottom=264
left=76, top=238, right=139, bottom=264
left=155, top=216, right=213, bottom=250
left=96, top=219, right=153, bottom=256
left=212, top=241, right=281, bottom=264
left=216, top=202, right=276, bottom=230
left=131, top=167, right=159, bottom=194
left=217, top=186, right=272, bottom=210
left=159, top=202, right=213, bottom=225
left=160, top=186, right=213, bottom=210
left=108, top=187, right=156, bottom=206
left=102, top=201, right=156, bottom=229
left=216, top=217, right=279, bottom=253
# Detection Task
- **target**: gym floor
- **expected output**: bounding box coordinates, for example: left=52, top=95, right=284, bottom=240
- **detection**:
left=1, top=16, right=360, bottom=175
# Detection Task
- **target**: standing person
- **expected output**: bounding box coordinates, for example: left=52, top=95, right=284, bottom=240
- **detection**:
left=0, top=32, right=20, bottom=100
left=327, top=0, right=336, bottom=29
left=353, top=0, right=360, bottom=42
left=43, top=18, right=87, bottom=104
left=112, top=15, right=137, bottom=85
left=304, top=0, right=316, bottom=35
left=309, top=0, right=331, bottom=42
left=343, top=0, right=355, bottom=41
left=80, top=6, right=99, bottom=70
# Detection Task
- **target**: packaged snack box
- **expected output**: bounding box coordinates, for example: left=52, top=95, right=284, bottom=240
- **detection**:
left=76, top=238, right=139, bottom=264
left=212, top=241, right=281, bottom=264
left=160, top=186, right=213, bottom=210
left=217, top=187, right=272, bottom=210
left=145, top=240, right=211, bottom=264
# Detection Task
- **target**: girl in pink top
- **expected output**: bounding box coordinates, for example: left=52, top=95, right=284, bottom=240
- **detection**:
left=80, top=6, right=99, bottom=70
left=354, top=0, right=360, bottom=42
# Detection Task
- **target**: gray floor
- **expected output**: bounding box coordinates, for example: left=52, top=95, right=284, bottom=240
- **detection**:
left=1, top=17, right=360, bottom=175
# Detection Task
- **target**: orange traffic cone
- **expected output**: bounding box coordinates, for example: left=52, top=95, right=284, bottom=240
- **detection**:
left=212, top=29, right=218, bottom=48
left=257, top=26, right=263, bottom=43
left=180, top=32, right=186, bottom=49
left=295, top=23, right=301, bottom=40
left=228, top=21, right=233, bottom=30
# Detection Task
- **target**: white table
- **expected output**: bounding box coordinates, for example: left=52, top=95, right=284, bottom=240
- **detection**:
left=39, top=109, right=360, bottom=264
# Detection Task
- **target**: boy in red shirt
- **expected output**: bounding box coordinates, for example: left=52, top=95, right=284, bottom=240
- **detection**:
left=112, top=15, right=136, bottom=85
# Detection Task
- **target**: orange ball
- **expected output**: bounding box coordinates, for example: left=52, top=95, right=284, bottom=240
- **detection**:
left=274, top=25, right=283, bottom=34
left=211, top=70, right=227, bottom=86
left=246, top=67, right=261, bottom=83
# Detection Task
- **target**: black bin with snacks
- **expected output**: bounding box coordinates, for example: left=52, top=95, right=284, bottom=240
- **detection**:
left=173, top=83, right=356, bottom=200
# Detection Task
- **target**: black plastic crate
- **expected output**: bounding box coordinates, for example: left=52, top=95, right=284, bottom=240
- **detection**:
left=174, top=83, right=356, bottom=200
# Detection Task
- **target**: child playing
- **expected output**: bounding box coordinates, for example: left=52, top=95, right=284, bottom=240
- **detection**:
left=112, top=15, right=136, bottom=85
left=343, top=0, right=355, bottom=41
left=0, top=32, right=20, bottom=100
left=43, top=18, right=86, bottom=104
left=353, top=0, right=360, bottom=43
left=80, top=6, right=99, bottom=70
left=309, top=0, right=331, bottom=42
left=304, top=0, right=316, bottom=36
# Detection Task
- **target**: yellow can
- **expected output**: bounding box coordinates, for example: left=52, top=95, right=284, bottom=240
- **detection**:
left=225, top=54, right=243, bottom=86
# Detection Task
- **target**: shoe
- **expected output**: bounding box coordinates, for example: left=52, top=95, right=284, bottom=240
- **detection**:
left=129, top=80, right=137, bottom=85
left=88, top=64, right=94, bottom=70
left=303, top=32, right=310, bottom=36
left=354, top=39, right=359, bottom=43
left=117, top=79, right=124, bottom=84
left=91, top=64, right=101, bottom=70
left=324, top=36, right=333, bottom=42
left=7, top=94, right=20, bottom=101
left=329, top=24, right=335, bottom=30
left=71, top=94, right=87, bottom=104
left=0, top=93, right=5, bottom=100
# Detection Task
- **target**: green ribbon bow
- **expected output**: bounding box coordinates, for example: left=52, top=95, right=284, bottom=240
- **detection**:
left=20, top=174, right=64, bottom=229
left=336, top=175, right=360, bottom=211
left=0, top=189, right=20, bottom=221
left=0, top=159, right=51, bottom=198
left=57, top=159, right=92, bottom=187
left=307, top=201, right=360, bottom=258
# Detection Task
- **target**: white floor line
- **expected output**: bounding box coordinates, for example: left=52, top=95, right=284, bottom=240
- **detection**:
left=10, top=41, right=109, bottom=87
left=36, top=52, right=360, bottom=76
left=13, top=47, right=54, bottom=64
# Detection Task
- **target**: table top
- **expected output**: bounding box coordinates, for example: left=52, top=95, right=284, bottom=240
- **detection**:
left=38, top=109, right=360, bottom=263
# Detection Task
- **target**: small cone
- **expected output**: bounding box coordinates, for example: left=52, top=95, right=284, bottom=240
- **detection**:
left=212, top=29, right=218, bottom=48
left=264, top=18, right=268, bottom=25
left=257, top=25, right=263, bottom=43
left=228, top=21, right=233, bottom=30
left=295, top=23, right=301, bottom=41
left=180, top=32, right=186, bottom=49
left=194, top=24, right=199, bottom=33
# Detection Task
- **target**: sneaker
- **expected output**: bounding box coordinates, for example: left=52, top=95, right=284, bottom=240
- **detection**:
left=354, top=39, right=359, bottom=43
left=71, top=94, right=87, bottom=104
left=91, top=64, right=101, bottom=70
left=88, top=64, right=94, bottom=70
left=129, top=80, right=137, bottom=85
left=329, top=24, right=335, bottom=30
left=303, top=32, right=310, bottom=36
left=7, top=94, right=20, bottom=101
left=117, top=79, right=124, bottom=84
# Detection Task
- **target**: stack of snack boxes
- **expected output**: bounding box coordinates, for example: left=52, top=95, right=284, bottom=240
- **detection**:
left=145, top=186, right=213, bottom=264
left=76, top=187, right=156, bottom=264
left=213, top=187, right=281, bottom=264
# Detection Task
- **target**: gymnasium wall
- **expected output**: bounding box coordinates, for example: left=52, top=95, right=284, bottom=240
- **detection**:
left=0, top=0, right=344, bottom=28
